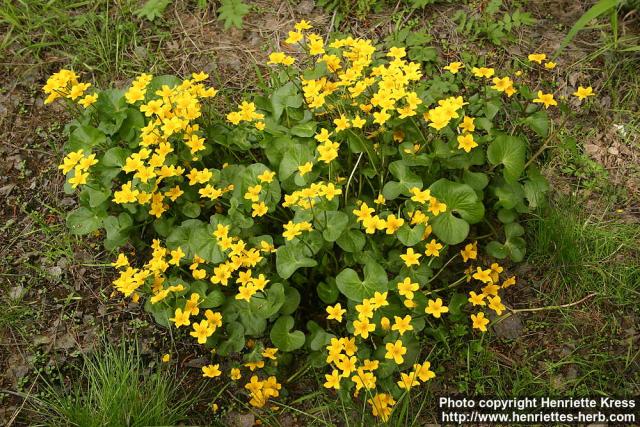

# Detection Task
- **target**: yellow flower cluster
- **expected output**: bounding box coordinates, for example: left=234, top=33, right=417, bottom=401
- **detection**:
left=244, top=375, right=282, bottom=408
left=42, top=69, right=97, bottom=107
left=282, top=181, right=342, bottom=209
left=226, top=101, right=265, bottom=130
left=58, top=149, right=98, bottom=188
left=458, top=244, right=516, bottom=332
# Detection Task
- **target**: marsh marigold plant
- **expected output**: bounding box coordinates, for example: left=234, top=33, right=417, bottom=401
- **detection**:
left=45, top=20, right=594, bottom=421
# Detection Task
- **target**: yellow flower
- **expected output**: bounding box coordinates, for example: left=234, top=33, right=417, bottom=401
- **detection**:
left=298, top=161, right=313, bottom=176
left=400, top=247, right=421, bottom=267
left=544, top=61, right=557, bottom=69
left=353, top=318, right=376, bottom=339
left=425, top=239, right=443, bottom=257
left=326, top=303, right=346, bottom=322
left=457, top=133, right=478, bottom=153
left=471, top=67, right=495, bottom=78
left=397, top=277, right=419, bottom=299
left=460, top=242, right=477, bottom=262
left=573, top=86, right=595, bottom=101
left=533, top=90, right=557, bottom=109
left=230, top=368, right=242, bottom=380
left=262, top=347, right=278, bottom=360
left=488, top=295, right=506, bottom=315
left=169, top=247, right=185, bottom=266
left=202, top=364, right=222, bottom=378
left=468, top=291, right=486, bottom=306
left=425, top=298, right=449, bottom=318
left=397, top=372, right=419, bottom=390
left=384, top=214, right=403, bottom=234
left=162, top=353, right=171, bottom=363
left=251, top=202, right=268, bottom=217
left=285, top=30, right=303, bottom=44
left=491, top=76, right=514, bottom=92
left=353, top=202, right=374, bottom=222
left=324, top=370, right=341, bottom=390
left=78, top=93, right=98, bottom=108
left=190, top=319, right=214, bottom=344
left=471, top=312, right=490, bottom=332
left=111, top=253, right=129, bottom=268
left=391, top=315, right=413, bottom=335
left=458, top=116, right=475, bottom=133
left=443, top=61, right=464, bottom=74
left=169, top=308, right=190, bottom=328
left=528, top=53, right=546, bottom=64
left=384, top=340, right=407, bottom=364
left=502, top=276, right=517, bottom=288
left=413, top=361, right=436, bottom=382
left=473, top=267, right=493, bottom=283
left=294, top=19, right=312, bottom=31
left=410, top=187, right=431, bottom=204
left=257, top=170, right=275, bottom=183
left=387, top=46, right=406, bottom=59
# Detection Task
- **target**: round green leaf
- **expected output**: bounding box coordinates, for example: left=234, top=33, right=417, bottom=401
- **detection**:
left=270, top=315, right=305, bottom=352
left=487, top=134, right=526, bottom=183
left=429, top=179, right=485, bottom=245
left=275, top=242, right=318, bottom=280
left=336, top=261, right=388, bottom=302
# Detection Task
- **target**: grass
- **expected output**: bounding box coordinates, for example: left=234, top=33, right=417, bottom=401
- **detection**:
left=527, top=195, right=640, bottom=307
left=29, top=340, right=199, bottom=427
left=0, top=0, right=170, bottom=83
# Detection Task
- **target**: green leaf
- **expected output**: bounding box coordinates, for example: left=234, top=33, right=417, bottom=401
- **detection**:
left=429, top=179, right=485, bottom=245
left=280, top=285, right=301, bottom=315
left=317, top=279, right=339, bottom=304
left=382, top=160, right=422, bottom=200
left=276, top=242, right=318, bottom=280
left=336, top=230, right=366, bottom=253
left=524, top=110, right=549, bottom=137
left=67, top=207, right=105, bottom=235
left=218, top=322, right=245, bottom=356
left=318, top=211, right=349, bottom=242
left=448, top=292, right=468, bottom=316
left=270, top=315, right=305, bottom=352
left=278, top=141, right=314, bottom=182
left=396, top=224, right=425, bottom=246
left=103, top=212, right=132, bottom=250
left=271, top=82, right=303, bottom=122
left=250, top=283, right=285, bottom=318
left=336, top=261, right=388, bottom=302
left=83, top=186, right=110, bottom=208
left=135, top=0, right=171, bottom=21
left=166, top=219, right=224, bottom=263
left=486, top=222, right=526, bottom=261
left=462, top=170, right=489, bottom=191
left=290, top=121, right=317, bottom=137
left=201, top=289, right=225, bottom=308
left=484, top=98, right=501, bottom=120
left=94, top=89, right=127, bottom=135
left=144, top=300, right=172, bottom=328
left=217, top=0, right=250, bottom=29
left=523, top=166, right=549, bottom=208
left=67, top=125, right=106, bottom=152
left=181, top=201, right=201, bottom=218
left=487, top=134, right=526, bottom=183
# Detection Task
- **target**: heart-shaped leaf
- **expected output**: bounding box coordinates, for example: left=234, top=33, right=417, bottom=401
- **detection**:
left=276, top=241, right=318, bottom=279
left=336, top=260, right=388, bottom=302
left=487, top=133, right=526, bottom=183
left=429, top=179, right=485, bottom=245
left=270, top=315, right=305, bottom=352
